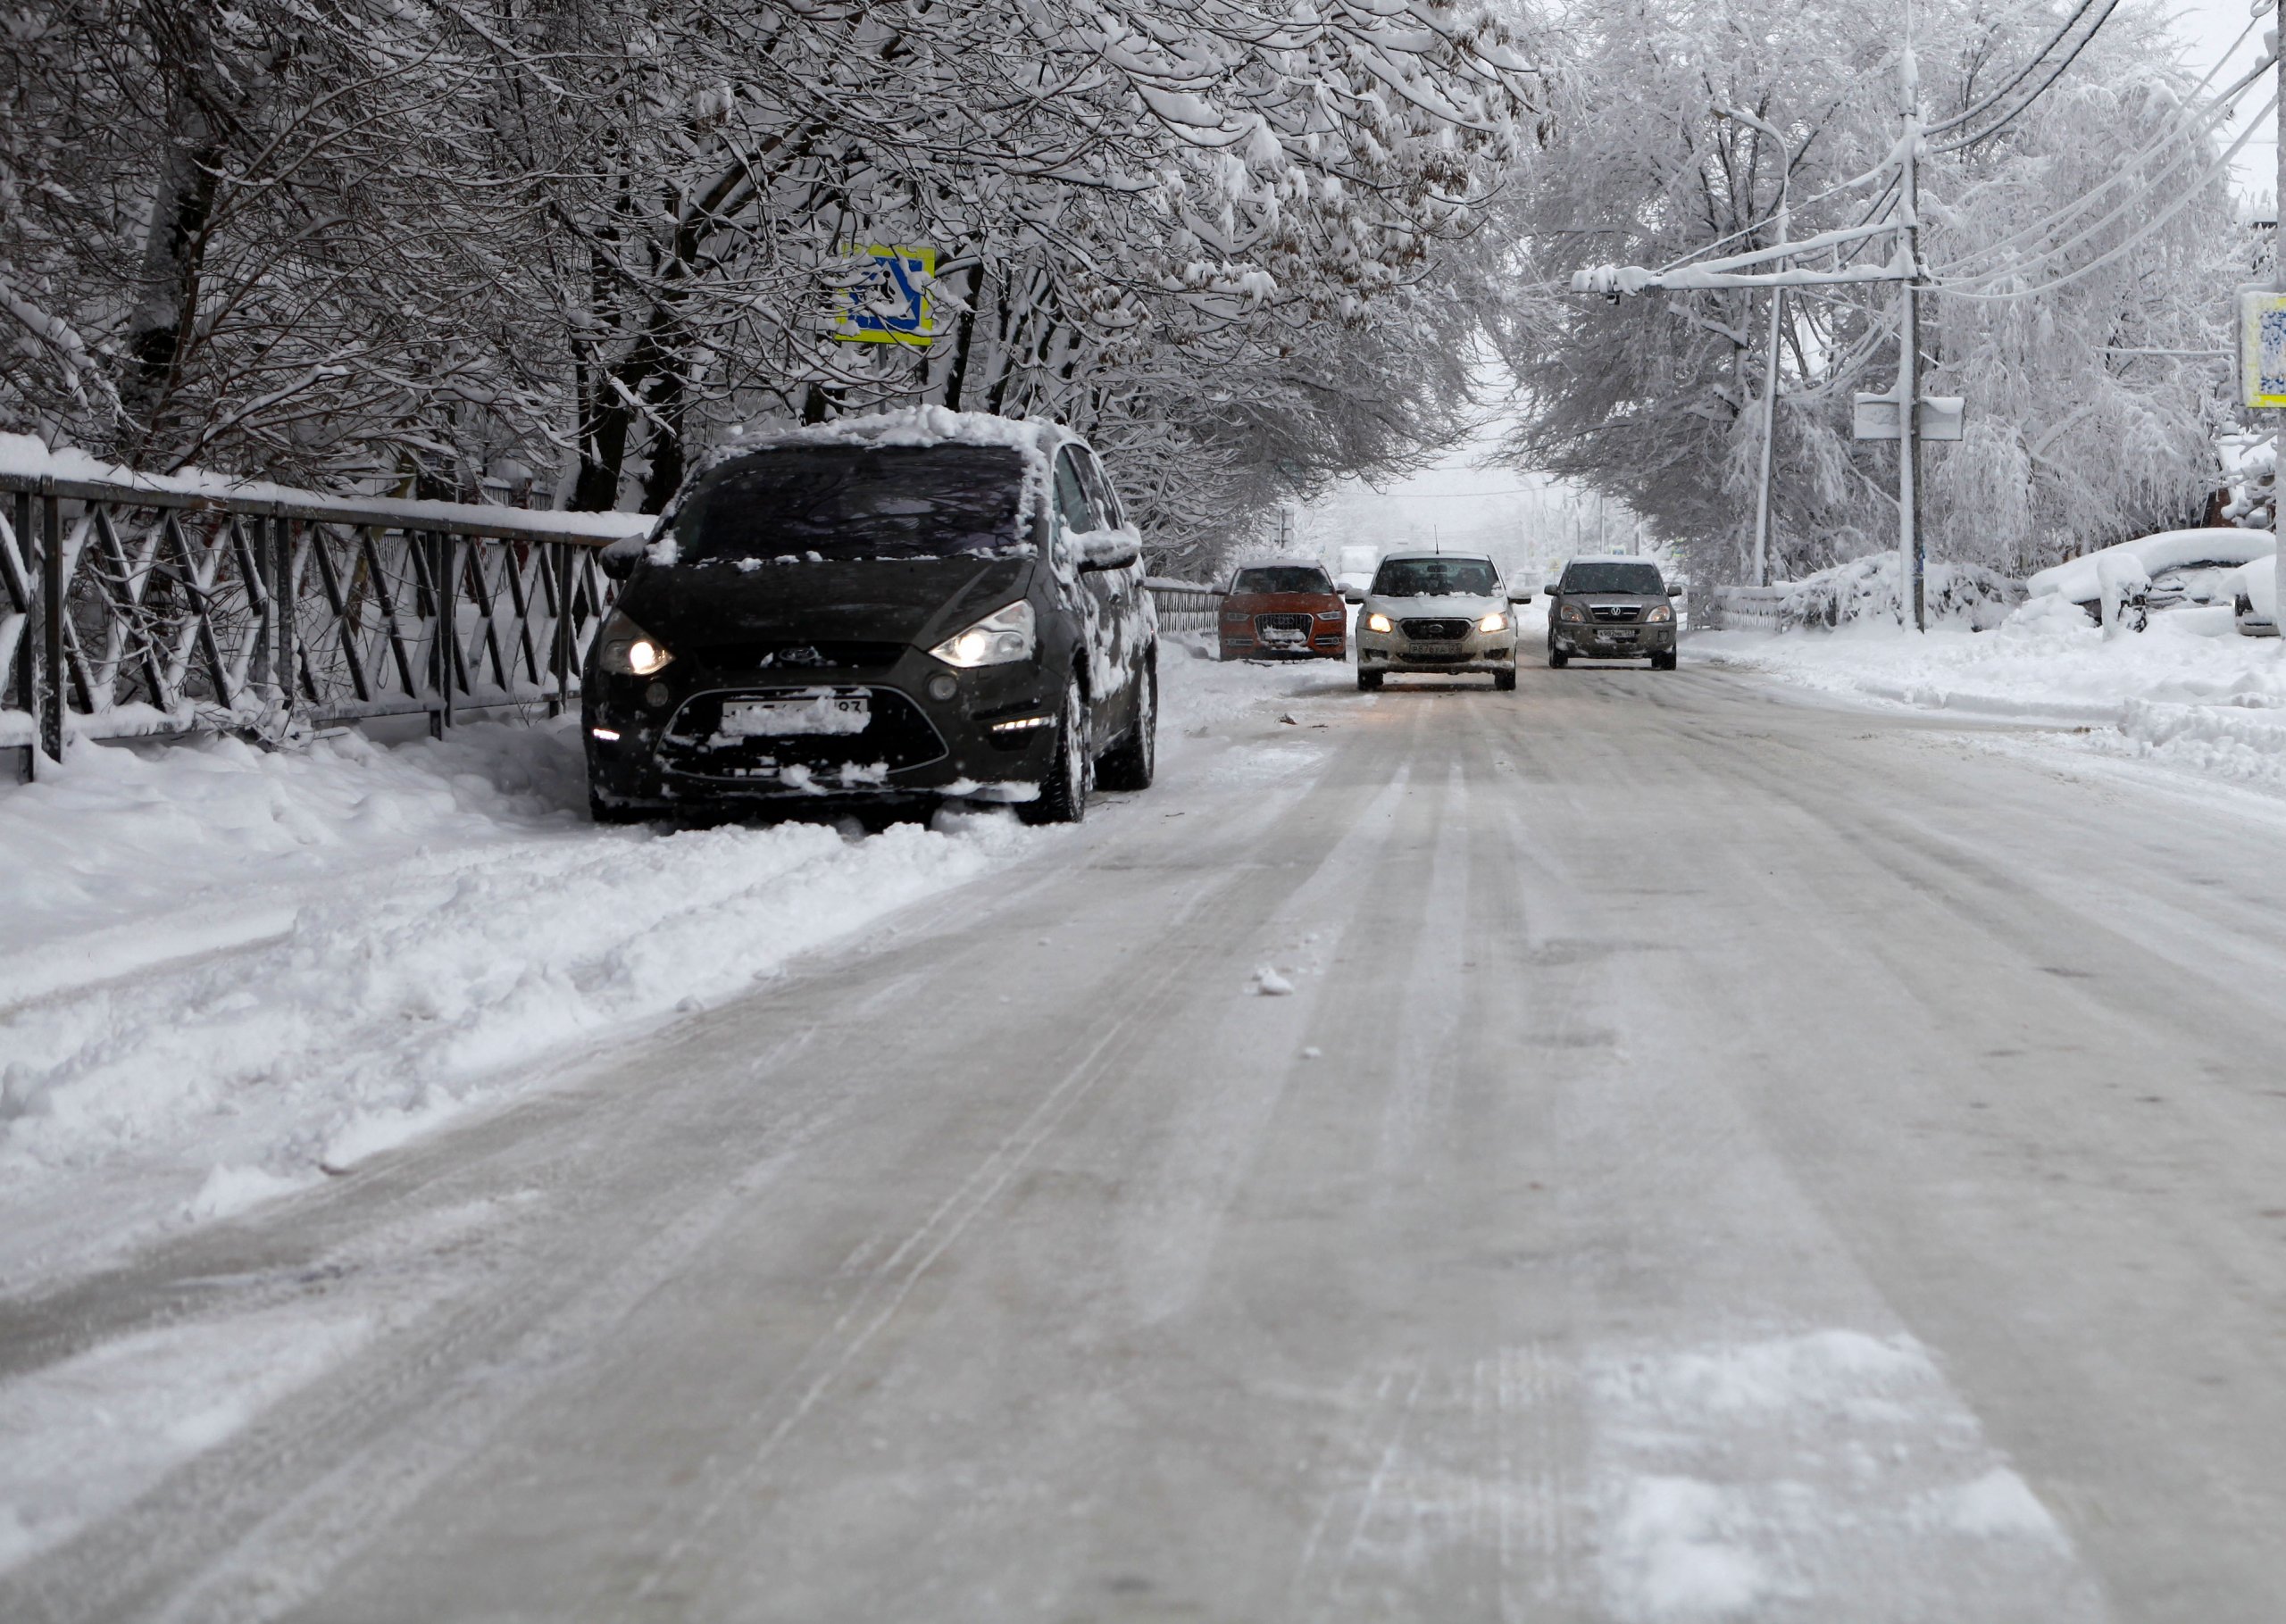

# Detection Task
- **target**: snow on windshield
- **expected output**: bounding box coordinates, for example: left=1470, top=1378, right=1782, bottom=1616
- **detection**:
left=1562, top=562, right=1666, bottom=595
left=1231, top=566, right=1332, bottom=594
left=1373, top=558, right=1498, bottom=596
left=670, top=445, right=1030, bottom=565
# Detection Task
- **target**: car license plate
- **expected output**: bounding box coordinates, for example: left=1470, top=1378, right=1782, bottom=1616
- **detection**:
left=1409, top=642, right=1462, bottom=657
left=1262, top=627, right=1306, bottom=645
left=1607, top=629, right=1638, bottom=642
left=719, top=694, right=870, bottom=737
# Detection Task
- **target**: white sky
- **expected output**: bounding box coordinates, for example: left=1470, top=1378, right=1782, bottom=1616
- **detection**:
left=1294, top=2, right=2275, bottom=568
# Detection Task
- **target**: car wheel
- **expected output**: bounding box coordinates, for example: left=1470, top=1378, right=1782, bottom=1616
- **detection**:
left=1548, top=645, right=1569, bottom=669
left=1357, top=670, right=1382, bottom=692
left=1096, top=662, right=1156, bottom=791
left=1653, top=650, right=1676, bottom=671
left=1020, top=679, right=1091, bottom=825
left=1494, top=669, right=1517, bottom=691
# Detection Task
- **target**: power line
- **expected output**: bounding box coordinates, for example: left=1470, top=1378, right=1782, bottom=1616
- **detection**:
left=1925, top=90, right=2276, bottom=301
left=1925, top=0, right=2108, bottom=135
left=1933, top=0, right=2125, bottom=152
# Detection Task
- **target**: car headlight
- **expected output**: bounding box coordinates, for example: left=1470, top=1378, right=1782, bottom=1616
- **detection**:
left=1365, top=612, right=1393, bottom=634
left=597, top=610, right=673, bottom=677
left=1477, top=612, right=1508, bottom=634
left=1315, top=607, right=1344, bottom=621
left=1559, top=603, right=1587, bottom=623
left=1222, top=610, right=1249, bottom=623
left=930, top=598, right=1037, bottom=667
left=1644, top=604, right=1674, bottom=623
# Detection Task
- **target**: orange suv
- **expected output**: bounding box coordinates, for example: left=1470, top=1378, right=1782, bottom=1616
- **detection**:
left=1218, top=563, right=1348, bottom=661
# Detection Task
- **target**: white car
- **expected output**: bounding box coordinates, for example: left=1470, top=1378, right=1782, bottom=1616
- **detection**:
left=1348, top=551, right=1531, bottom=691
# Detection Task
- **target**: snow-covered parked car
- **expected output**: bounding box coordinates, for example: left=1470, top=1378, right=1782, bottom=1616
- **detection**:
left=2232, top=556, right=2279, bottom=637
left=583, top=409, right=1156, bottom=826
left=2027, top=529, right=2273, bottom=624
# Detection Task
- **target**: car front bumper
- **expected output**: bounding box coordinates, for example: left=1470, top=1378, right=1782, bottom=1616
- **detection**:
left=1356, top=625, right=1517, bottom=672
left=1552, top=620, right=1676, bottom=658
left=583, top=648, right=1063, bottom=813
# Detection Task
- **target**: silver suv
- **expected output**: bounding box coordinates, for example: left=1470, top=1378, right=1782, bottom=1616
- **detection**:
left=1546, top=555, right=1679, bottom=670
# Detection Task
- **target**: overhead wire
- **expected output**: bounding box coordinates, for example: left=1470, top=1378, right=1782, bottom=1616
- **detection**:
left=1924, top=0, right=2107, bottom=135
left=1930, top=53, right=2273, bottom=285
left=1933, top=0, right=2126, bottom=151
left=1925, top=88, right=2275, bottom=301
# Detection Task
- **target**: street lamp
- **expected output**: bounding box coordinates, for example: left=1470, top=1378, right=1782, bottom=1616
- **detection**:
left=1718, top=106, right=1790, bottom=590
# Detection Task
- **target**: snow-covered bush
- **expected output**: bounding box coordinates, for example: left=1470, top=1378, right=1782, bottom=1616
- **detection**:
left=1765, top=554, right=2022, bottom=631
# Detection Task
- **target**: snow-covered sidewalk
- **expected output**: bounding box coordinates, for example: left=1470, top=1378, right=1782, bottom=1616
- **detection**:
left=1693, top=611, right=2286, bottom=795
left=0, top=718, right=1039, bottom=1292
left=0, top=648, right=1338, bottom=1296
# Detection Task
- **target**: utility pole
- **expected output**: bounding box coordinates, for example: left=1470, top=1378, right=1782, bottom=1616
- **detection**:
left=2275, top=0, right=2284, bottom=653
left=1722, top=106, right=1791, bottom=589
left=1899, top=32, right=1925, bottom=631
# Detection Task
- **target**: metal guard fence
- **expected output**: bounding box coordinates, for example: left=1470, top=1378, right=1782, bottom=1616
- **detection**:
left=0, top=470, right=1229, bottom=783
left=0, top=468, right=647, bottom=781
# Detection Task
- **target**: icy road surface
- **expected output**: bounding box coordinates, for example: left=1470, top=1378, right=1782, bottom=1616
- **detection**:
left=7, top=653, right=2286, bottom=1620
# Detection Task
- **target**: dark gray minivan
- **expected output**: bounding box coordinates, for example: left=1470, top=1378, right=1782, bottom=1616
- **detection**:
left=1545, top=555, right=1681, bottom=670
left=582, top=412, right=1156, bottom=825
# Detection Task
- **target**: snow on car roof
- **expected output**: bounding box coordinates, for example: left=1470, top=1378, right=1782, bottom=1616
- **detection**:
left=1564, top=554, right=1663, bottom=568
left=1379, top=550, right=1497, bottom=563
left=2028, top=528, right=2274, bottom=604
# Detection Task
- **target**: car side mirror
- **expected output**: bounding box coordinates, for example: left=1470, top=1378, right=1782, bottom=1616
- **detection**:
left=1075, top=533, right=1139, bottom=572
left=1341, top=586, right=1365, bottom=604
left=1543, top=581, right=1560, bottom=596
left=598, top=537, right=645, bottom=581
left=1667, top=585, right=1682, bottom=597
left=1506, top=586, right=1532, bottom=604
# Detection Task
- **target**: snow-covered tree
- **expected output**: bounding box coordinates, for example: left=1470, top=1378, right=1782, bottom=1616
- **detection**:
left=1493, top=0, right=2244, bottom=587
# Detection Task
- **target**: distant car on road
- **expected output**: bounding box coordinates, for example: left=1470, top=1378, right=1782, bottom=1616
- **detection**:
left=1351, top=552, right=1530, bottom=691
left=1545, top=555, right=1679, bottom=669
left=1218, top=563, right=1347, bottom=661
left=583, top=411, right=1156, bottom=827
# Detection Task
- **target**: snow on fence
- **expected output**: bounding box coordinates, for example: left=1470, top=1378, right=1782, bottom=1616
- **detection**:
left=0, top=449, right=648, bottom=781
left=1146, top=578, right=1221, bottom=638
left=1709, top=587, right=1789, bottom=632
left=1708, top=557, right=2020, bottom=634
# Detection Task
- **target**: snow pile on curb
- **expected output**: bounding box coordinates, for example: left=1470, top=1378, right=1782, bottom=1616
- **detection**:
left=0, top=719, right=1028, bottom=1288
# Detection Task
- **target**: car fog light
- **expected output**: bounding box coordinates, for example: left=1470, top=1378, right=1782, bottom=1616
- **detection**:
left=645, top=681, right=671, bottom=708
left=989, top=713, right=1052, bottom=733
left=589, top=726, right=621, bottom=742
left=927, top=673, right=958, bottom=702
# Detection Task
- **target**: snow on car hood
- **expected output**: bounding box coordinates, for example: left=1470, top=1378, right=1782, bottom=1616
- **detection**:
left=1365, top=593, right=1503, bottom=616
left=2029, top=529, right=2273, bottom=605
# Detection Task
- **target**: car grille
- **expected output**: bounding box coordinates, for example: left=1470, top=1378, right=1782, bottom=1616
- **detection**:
left=1256, top=612, right=1311, bottom=634
left=1589, top=604, right=1642, bottom=623
left=688, top=640, right=907, bottom=670
left=657, top=686, right=947, bottom=783
left=1401, top=618, right=1472, bottom=640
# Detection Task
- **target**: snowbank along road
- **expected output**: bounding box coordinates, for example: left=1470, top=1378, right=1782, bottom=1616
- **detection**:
left=5, top=648, right=2286, bottom=1621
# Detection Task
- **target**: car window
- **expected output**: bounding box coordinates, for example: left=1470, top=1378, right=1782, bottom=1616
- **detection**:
left=1560, top=562, right=1666, bottom=594
left=671, top=445, right=1028, bottom=563
left=1371, top=558, right=1498, bottom=596
left=1054, top=448, right=1101, bottom=534
left=1077, top=451, right=1122, bottom=531
left=1231, top=567, right=1333, bottom=594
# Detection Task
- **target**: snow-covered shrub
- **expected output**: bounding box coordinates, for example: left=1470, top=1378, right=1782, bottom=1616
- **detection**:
left=1768, top=554, right=2022, bottom=631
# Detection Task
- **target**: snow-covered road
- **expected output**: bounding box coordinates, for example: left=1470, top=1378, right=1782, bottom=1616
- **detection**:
left=7, top=648, right=2286, bottom=1620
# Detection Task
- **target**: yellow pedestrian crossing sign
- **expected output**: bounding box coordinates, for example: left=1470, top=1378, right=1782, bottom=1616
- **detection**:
left=835, top=246, right=938, bottom=346
left=2239, top=287, right=2286, bottom=409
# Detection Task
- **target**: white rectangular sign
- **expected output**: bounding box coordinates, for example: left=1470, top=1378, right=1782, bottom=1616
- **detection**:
left=2239, top=287, right=2286, bottom=408
left=1853, top=394, right=1965, bottom=442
